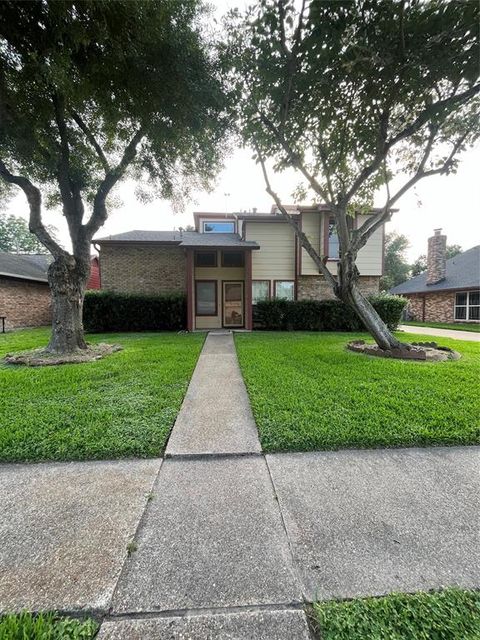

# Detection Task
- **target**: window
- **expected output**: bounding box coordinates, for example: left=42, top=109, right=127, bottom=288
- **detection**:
left=328, top=217, right=340, bottom=259
left=195, top=251, right=217, bottom=267
left=195, top=281, right=217, bottom=316
left=202, top=221, right=235, bottom=233
left=222, top=251, right=244, bottom=268
left=252, top=280, right=270, bottom=304
left=455, top=291, right=480, bottom=321
left=274, top=281, right=295, bottom=301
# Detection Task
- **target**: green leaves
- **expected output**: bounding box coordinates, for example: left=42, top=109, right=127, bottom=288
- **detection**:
left=0, top=0, right=228, bottom=206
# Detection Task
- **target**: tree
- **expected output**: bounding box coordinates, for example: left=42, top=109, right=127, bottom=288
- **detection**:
left=0, top=0, right=226, bottom=354
left=0, top=213, right=58, bottom=254
left=411, top=244, right=462, bottom=277
left=225, top=0, right=480, bottom=350
left=380, top=232, right=410, bottom=291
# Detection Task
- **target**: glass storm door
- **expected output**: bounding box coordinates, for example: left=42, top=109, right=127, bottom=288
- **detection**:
left=223, top=282, right=244, bottom=327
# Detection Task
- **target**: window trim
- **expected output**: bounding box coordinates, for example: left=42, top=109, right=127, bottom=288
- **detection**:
left=273, top=280, right=296, bottom=301
left=202, top=220, right=236, bottom=234
left=195, top=280, right=218, bottom=317
left=194, top=250, right=217, bottom=268
left=221, top=250, right=245, bottom=268
left=252, top=279, right=271, bottom=304
left=455, top=290, right=480, bottom=322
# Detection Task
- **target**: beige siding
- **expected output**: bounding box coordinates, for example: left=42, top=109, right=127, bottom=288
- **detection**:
left=245, top=222, right=295, bottom=280
left=300, top=212, right=322, bottom=275
left=356, top=215, right=383, bottom=276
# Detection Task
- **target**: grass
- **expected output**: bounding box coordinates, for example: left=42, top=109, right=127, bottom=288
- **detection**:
left=0, top=328, right=204, bottom=462
left=0, top=612, right=98, bottom=639
left=234, top=331, right=480, bottom=452
left=313, top=588, right=480, bottom=640
left=402, top=320, right=480, bottom=333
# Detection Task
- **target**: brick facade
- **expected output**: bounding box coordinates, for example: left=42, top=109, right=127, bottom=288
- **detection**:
left=297, top=275, right=380, bottom=300
left=100, top=245, right=186, bottom=295
left=405, top=291, right=455, bottom=323
left=0, top=276, right=52, bottom=330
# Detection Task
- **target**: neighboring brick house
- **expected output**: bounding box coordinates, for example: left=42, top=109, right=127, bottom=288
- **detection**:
left=0, top=252, right=52, bottom=329
left=96, top=205, right=384, bottom=331
left=390, top=230, right=480, bottom=324
left=87, top=256, right=101, bottom=290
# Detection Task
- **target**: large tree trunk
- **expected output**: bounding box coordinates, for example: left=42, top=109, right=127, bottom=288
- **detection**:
left=46, top=254, right=90, bottom=354
left=336, top=255, right=403, bottom=351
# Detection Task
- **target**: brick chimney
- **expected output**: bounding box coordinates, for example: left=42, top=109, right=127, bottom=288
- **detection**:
left=427, top=229, right=447, bottom=285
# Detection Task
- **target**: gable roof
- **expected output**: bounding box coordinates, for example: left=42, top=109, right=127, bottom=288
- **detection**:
left=390, top=245, right=480, bottom=295
left=0, top=252, right=51, bottom=282
left=94, top=230, right=259, bottom=249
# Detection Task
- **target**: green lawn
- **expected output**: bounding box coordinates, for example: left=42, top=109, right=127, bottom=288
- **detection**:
left=313, top=588, right=480, bottom=640
left=0, top=328, right=204, bottom=462
left=402, top=320, right=480, bottom=333
left=234, top=331, right=480, bottom=452
left=0, top=612, right=98, bottom=639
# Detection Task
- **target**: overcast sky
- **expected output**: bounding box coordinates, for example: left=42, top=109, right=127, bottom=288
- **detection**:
left=3, top=0, right=479, bottom=262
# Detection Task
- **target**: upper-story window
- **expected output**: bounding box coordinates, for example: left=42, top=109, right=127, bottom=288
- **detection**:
left=202, top=221, right=235, bottom=233
left=328, top=217, right=340, bottom=259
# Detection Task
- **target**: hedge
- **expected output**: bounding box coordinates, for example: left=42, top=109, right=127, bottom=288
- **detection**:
left=253, top=294, right=407, bottom=332
left=83, top=290, right=186, bottom=332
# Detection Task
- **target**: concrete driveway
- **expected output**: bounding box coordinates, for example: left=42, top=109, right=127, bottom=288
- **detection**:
left=400, top=325, right=480, bottom=341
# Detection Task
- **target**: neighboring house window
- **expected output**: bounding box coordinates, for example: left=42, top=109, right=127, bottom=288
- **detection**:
left=328, top=217, right=340, bottom=259
left=222, top=251, right=244, bottom=268
left=195, top=251, right=217, bottom=267
left=195, top=281, right=217, bottom=315
left=202, top=221, right=235, bottom=233
left=252, top=280, right=270, bottom=304
left=455, top=291, right=480, bottom=321
left=274, top=281, right=295, bottom=300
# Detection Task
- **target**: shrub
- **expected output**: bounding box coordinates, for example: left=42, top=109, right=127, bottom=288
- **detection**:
left=254, top=294, right=407, bottom=332
left=83, top=290, right=186, bottom=332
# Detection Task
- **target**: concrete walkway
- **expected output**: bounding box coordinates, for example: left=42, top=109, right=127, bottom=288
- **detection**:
left=400, top=324, right=480, bottom=341
left=165, top=333, right=261, bottom=456
left=1, top=331, right=479, bottom=639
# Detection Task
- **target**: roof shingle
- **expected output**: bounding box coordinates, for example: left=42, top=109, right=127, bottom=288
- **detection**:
left=390, top=245, right=480, bottom=295
left=94, top=230, right=259, bottom=249
left=0, top=252, right=51, bottom=282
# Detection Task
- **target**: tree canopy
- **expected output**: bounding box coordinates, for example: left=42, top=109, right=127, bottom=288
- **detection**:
left=380, top=232, right=410, bottom=291
left=0, top=212, right=57, bottom=254
left=0, top=0, right=228, bottom=353
left=225, top=0, right=480, bottom=349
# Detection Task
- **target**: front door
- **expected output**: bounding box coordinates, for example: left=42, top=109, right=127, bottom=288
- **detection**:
left=223, top=281, right=244, bottom=328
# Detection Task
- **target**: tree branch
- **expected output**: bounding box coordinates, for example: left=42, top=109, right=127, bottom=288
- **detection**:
left=0, top=160, right=67, bottom=258
left=85, top=127, right=145, bottom=237
left=353, top=130, right=468, bottom=252
left=254, top=143, right=337, bottom=289
left=343, top=82, right=480, bottom=205
left=71, top=110, right=110, bottom=173
left=258, top=112, right=332, bottom=203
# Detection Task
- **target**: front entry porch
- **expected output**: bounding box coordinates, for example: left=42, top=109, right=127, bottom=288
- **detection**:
left=186, top=248, right=253, bottom=331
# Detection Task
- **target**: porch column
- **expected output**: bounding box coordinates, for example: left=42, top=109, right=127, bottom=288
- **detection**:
left=245, top=249, right=253, bottom=330
left=186, top=249, right=194, bottom=331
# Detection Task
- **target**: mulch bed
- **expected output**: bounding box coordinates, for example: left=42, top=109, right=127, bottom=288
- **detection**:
left=4, top=343, right=123, bottom=366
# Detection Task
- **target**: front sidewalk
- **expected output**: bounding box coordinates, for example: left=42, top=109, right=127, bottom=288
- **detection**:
left=1, top=332, right=479, bottom=639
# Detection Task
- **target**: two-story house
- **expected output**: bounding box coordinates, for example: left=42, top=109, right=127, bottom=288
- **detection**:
left=95, top=205, right=384, bottom=331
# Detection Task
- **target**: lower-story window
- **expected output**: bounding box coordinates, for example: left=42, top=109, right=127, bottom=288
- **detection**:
left=195, top=280, right=217, bottom=316
left=274, top=280, right=295, bottom=301
left=455, top=291, right=480, bottom=321
left=252, top=280, right=270, bottom=304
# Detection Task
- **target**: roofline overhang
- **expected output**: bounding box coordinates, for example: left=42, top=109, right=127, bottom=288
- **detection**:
left=93, top=239, right=259, bottom=250
left=393, top=284, right=480, bottom=296
left=0, top=271, right=48, bottom=283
